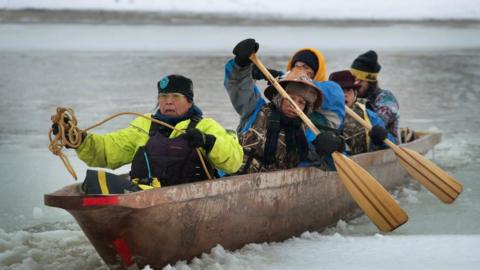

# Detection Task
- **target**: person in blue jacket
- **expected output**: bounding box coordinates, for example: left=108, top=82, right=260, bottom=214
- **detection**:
left=329, top=70, right=397, bottom=155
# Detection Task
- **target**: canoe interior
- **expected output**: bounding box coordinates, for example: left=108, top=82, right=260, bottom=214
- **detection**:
left=44, top=132, right=441, bottom=269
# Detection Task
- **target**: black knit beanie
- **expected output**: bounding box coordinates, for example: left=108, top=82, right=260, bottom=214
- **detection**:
left=350, top=50, right=381, bottom=82
left=157, top=74, right=194, bottom=102
left=292, top=50, right=319, bottom=74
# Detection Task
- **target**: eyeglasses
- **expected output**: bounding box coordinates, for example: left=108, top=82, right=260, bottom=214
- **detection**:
left=292, top=62, right=314, bottom=77
left=294, top=62, right=309, bottom=69
left=158, top=93, right=185, bottom=101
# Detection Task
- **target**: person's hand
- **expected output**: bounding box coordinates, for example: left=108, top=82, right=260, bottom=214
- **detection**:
left=369, top=125, right=388, bottom=145
left=313, top=131, right=345, bottom=156
left=52, top=122, right=60, bottom=136
left=51, top=115, right=71, bottom=136
left=184, top=128, right=216, bottom=153
left=252, top=65, right=283, bottom=81
left=233, top=38, right=259, bottom=67
left=51, top=116, right=84, bottom=148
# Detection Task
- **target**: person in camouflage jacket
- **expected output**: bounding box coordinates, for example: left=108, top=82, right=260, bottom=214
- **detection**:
left=329, top=70, right=398, bottom=155
left=224, top=39, right=345, bottom=173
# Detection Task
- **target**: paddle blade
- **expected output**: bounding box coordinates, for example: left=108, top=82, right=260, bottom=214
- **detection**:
left=332, top=152, right=408, bottom=232
left=395, top=146, right=463, bottom=204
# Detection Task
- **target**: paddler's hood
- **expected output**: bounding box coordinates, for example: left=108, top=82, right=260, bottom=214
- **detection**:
left=286, top=48, right=327, bottom=82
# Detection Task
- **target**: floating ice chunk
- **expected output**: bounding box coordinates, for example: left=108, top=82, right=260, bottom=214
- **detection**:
left=336, top=219, right=348, bottom=230
left=332, top=232, right=345, bottom=240
left=211, top=244, right=226, bottom=258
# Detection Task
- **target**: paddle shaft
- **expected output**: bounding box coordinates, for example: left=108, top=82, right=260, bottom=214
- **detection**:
left=249, top=54, right=321, bottom=136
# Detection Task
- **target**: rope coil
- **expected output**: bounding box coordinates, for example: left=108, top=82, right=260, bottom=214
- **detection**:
left=48, top=107, right=213, bottom=181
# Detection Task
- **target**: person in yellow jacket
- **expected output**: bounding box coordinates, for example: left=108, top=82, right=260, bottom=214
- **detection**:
left=60, top=74, right=243, bottom=194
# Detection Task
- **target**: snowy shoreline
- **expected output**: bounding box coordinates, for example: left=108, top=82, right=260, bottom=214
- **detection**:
left=1, top=0, right=479, bottom=20
left=1, top=9, right=479, bottom=26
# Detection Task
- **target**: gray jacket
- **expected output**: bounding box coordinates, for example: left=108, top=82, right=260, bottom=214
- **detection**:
left=224, top=59, right=266, bottom=133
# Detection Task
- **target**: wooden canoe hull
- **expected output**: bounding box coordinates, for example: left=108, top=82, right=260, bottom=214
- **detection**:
left=44, top=133, right=441, bottom=269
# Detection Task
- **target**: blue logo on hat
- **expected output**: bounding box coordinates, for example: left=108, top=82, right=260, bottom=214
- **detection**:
left=159, top=76, right=169, bottom=89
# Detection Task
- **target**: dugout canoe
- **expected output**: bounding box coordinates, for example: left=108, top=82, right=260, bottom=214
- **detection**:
left=45, top=132, right=441, bottom=270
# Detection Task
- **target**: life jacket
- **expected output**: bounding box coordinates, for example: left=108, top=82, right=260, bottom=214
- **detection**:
left=343, top=102, right=372, bottom=155
left=238, top=104, right=308, bottom=174
left=129, top=115, right=214, bottom=187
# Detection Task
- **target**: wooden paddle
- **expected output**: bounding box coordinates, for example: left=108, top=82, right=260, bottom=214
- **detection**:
left=345, top=106, right=463, bottom=203
left=249, top=54, right=408, bottom=232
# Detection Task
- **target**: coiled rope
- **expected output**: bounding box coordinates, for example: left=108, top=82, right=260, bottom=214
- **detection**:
left=48, top=107, right=213, bottom=181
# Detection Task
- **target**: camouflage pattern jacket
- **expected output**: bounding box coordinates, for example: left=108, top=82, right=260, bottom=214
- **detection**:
left=238, top=104, right=307, bottom=174
left=343, top=101, right=398, bottom=156
left=343, top=103, right=371, bottom=155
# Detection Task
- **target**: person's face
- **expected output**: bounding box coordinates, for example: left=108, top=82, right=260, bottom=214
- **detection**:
left=354, top=79, right=369, bottom=97
left=343, top=88, right=357, bottom=108
left=280, top=95, right=307, bottom=118
left=292, top=61, right=315, bottom=79
left=158, top=93, right=192, bottom=117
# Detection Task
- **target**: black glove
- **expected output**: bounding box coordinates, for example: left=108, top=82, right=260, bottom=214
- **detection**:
left=51, top=115, right=71, bottom=136
left=313, top=131, right=345, bottom=156
left=52, top=122, right=60, bottom=136
left=51, top=116, right=85, bottom=149
left=184, top=128, right=216, bottom=153
left=251, top=65, right=283, bottom=81
left=233, top=38, right=259, bottom=67
left=369, top=125, right=388, bottom=145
